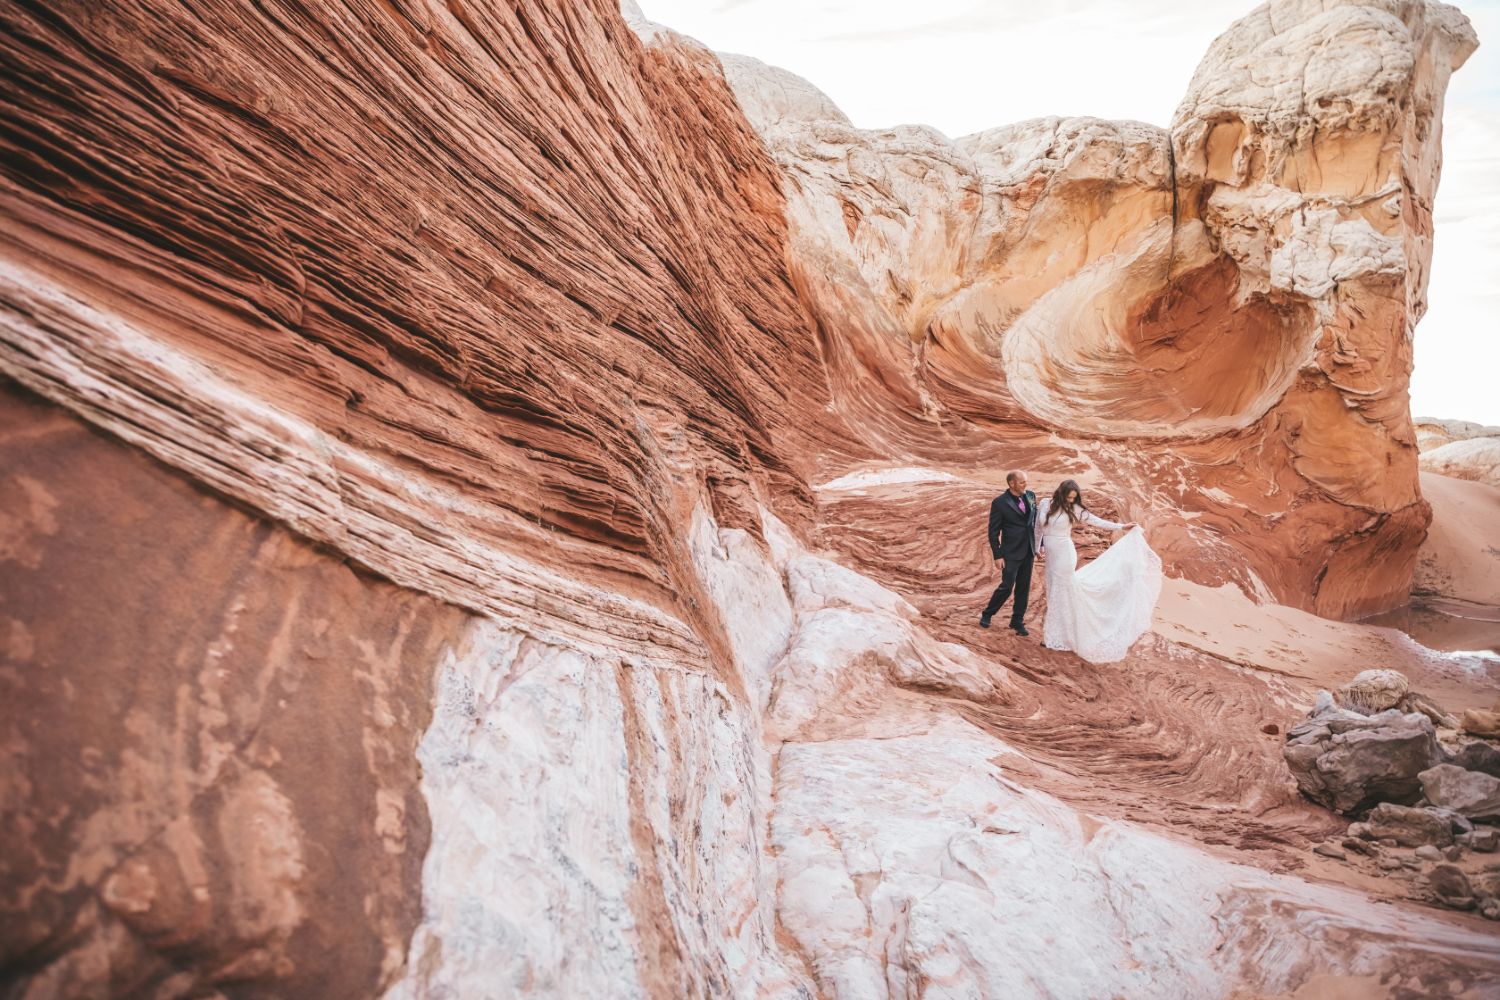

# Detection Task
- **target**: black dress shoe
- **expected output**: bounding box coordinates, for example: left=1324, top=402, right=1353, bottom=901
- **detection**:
left=1011, top=623, right=1029, bottom=637
left=980, top=614, right=993, bottom=628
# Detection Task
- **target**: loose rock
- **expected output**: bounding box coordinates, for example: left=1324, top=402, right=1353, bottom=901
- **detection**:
left=1418, top=764, right=1500, bottom=823
left=1336, top=669, right=1408, bottom=714
left=1462, top=709, right=1500, bottom=739
left=1429, top=807, right=1475, bottom=836
left=1364, top=803, right=1454, bottom=847
left=1283, top=709, right=1442, bottom=813
left=1428, top=864, right=1477, bottom=909
left=1403, top=692, right=1459, bottom=730
left=1453, top=741, right=1500, bottom=779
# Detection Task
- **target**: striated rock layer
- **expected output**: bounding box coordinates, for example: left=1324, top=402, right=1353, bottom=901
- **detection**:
left=1, top=1, right=1495, bottom=998
left=1421, top=435, right=1500, bottom=488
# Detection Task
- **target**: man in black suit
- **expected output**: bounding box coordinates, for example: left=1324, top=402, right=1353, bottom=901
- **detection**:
left=981, top=470, right=1037, bottom=635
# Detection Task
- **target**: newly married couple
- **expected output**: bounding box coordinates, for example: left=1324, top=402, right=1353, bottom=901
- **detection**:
left=981, top=471, right=1162, bottom=664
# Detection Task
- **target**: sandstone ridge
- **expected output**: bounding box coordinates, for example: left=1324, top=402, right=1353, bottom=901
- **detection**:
left=0, top=1, right=1495, bottom=998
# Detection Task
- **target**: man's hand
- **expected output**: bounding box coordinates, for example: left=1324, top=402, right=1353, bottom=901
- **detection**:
left=994, top=557, right=1004, bottom=573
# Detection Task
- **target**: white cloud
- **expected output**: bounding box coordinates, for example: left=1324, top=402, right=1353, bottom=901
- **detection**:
left=641, top=0, right=1500, bottom=423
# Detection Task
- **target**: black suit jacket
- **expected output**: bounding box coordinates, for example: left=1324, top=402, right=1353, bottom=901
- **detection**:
left=988, top=490, right=1037, bottom=561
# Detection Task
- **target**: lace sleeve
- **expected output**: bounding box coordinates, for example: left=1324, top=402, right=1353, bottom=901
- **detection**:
left=1080, top=508, right=1124, bottom=531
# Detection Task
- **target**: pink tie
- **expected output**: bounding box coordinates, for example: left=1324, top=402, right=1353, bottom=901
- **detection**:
left=1018, top=496, right=1026, bottom=514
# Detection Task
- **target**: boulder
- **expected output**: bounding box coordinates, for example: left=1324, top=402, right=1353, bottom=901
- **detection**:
left=1454, top=741, right=1500, bottom=779
left=1419, top=765, right=1500, bottom=823
left=1428, top=864, right=1477, bottom=910
left=1283, top=710, right=1442, bottom=814
left=1429, top=807, right=1475, bottom=836
left=1364, top=803, right=1454, bottom=847
left=1336, top=669, right=1408, bottom=714
left=1472, top=870, right=1500, bottom=901
left=1468, top=828, right=1499, bottom=853
left=1462, top=709, right=1500, bottom=740
left=1327, top=671, right=1459, bottom=728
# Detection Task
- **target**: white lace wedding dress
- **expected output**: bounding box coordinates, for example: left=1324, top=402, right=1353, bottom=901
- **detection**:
left=1035, top=499, right=1162, bottom=663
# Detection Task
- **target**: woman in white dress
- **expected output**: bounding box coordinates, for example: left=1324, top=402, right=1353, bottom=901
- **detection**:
left=1035, top=480, right=1162, bottom=663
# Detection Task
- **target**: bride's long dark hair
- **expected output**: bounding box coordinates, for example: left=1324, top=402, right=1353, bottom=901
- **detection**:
left=1046, top=479, right=1088, bottom=524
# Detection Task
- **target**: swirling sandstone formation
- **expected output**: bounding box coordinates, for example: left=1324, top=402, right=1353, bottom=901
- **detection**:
left=1, top=1, right=1494, bottom=998
left=730, top=0, right=1477, bottom=620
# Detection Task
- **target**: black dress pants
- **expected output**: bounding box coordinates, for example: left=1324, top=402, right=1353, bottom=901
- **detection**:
left=984, top=551, right=1033, bottom=625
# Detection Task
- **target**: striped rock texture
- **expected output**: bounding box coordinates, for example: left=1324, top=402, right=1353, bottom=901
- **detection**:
left=2, top=1, right=1495, bottom=998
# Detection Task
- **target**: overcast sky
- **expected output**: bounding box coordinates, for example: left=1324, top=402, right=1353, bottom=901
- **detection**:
left=641, top=0, right=1500, bottom=425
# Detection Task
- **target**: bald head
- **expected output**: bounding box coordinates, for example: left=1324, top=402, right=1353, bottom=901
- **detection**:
left=1006, top=470, right=1028, bottom=495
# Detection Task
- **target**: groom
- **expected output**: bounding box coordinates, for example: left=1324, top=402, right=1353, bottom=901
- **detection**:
left=981, top=470, right=1037, bottom=635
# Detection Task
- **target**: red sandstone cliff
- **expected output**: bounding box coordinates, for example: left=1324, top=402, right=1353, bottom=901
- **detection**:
left=1, top=1, right=1495, bottom=997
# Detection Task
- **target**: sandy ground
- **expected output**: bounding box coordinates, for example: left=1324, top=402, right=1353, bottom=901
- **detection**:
left=1417, top=472, right=1500, bottom=608
left=1155, top=578, right=1500, bottom=716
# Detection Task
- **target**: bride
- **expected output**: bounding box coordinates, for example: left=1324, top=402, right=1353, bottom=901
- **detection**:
left=1036, top=480, right=1162, bottom=663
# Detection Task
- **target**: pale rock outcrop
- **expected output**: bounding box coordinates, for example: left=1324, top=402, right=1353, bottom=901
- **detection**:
left=1420, top=436, right=1500, bottom=488
left=0, top=0, right=1495, bottom=996
left=773, top=716, right=1499, bottom=999
left=387, top=620, right=808, bottom=1000
left=762, top=514, right=1009, bottom=740
left=1415, top=416, right=1500, bottom=451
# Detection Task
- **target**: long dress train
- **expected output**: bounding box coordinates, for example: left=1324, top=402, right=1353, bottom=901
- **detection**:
left=1036, top=498, right=1162, bottom=663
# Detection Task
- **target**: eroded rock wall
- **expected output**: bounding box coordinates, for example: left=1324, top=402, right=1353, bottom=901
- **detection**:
left=1, top=0, right=1494, bottom=998
left=0, top=0, right=839, bottom=992
left=0, top=385, right=458, bottom=997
